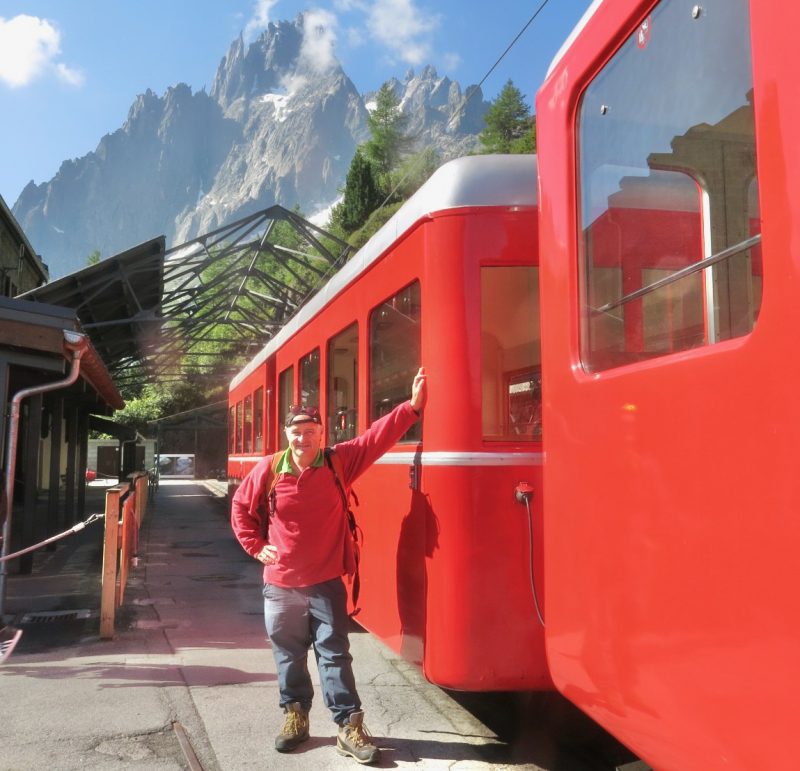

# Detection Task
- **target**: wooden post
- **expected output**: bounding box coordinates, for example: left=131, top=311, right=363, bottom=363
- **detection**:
left=100, top=484, right=125, bottom=639
left=135, top=473, right=146, bottom=526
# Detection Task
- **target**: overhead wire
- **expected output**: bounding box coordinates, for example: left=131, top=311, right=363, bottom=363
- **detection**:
left=374, top=0, right=552, bottom=211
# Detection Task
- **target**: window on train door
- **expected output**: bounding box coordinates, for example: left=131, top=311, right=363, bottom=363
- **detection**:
left=300, top=348, right=320, bottom=410
left=254, top=387, right=264, bottom=453
left=577, top=0, right=761, bottom=372
left=369, top=281, right=421, bottom=442
left=328, top=323, right=358, bottom=443
left=228, top=406, right=235, bottom=454
left=243, top=395, right=253, bottom=453
left=278, top=366, right=294, bottom=450
left=481, top=267, right=541, bottom=441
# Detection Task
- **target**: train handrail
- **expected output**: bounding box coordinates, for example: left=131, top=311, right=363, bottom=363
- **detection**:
left=592, top=232, right=762, bottom=316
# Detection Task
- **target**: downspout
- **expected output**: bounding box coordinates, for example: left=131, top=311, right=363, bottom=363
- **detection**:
left=0, top=331, right=89, bottom=616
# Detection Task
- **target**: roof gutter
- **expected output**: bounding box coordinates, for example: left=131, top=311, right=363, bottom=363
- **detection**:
left=0, top=331, right=89, bottom=616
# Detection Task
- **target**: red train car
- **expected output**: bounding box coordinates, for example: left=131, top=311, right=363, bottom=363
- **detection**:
left=537, top=0, right=797, bottom=768
left=228, top=154, right=550, bottom=690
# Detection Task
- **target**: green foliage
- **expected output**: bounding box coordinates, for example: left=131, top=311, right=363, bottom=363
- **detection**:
left=86, top=249, right=101, bottom=266
left=479, top=80, right=536, bottom=154
left=330, top=150, right=383, bottom=233
left=386, top=147, right=440, bottom=200
left=329, top=82, right=441, bottom=243
left=114, top=376, right=225, bottom=436
left=346, top=202, right=404, bottom=250
left=363, top=83, right=410, bottom=181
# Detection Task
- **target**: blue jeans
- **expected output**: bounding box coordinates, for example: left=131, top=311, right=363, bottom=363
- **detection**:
left=263, top=577, right=360, bottom=725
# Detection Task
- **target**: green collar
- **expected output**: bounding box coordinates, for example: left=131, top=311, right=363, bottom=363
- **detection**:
left=276, top=448, right=324, bottom=475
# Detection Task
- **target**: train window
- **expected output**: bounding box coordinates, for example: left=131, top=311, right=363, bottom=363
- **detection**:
left=481, top=267, right=541, bottom=440
left=235, top=401, right=243, bottom=454
left=328, top=323, right=358, bottom=443
left=243, top=395, right=252, bottom=453
left=577, top=0, right=761, bottom=371
left=369, top=281, right=421, bottom=442
left=300, top=348, right=320, bottom=409
left=278, top=366, right=294, bottom=450
left=228, top=406, right=235, bottom=454
left=254, top=387, right=264, bottom=452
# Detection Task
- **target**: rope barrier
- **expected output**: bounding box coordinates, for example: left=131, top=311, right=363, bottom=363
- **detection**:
left=0, top=513, right=105, bottom=563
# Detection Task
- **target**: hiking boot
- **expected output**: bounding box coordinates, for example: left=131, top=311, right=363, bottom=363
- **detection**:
left=274, top=702, right=309, bottom=752
left=336, top=710, right=380, bottom=765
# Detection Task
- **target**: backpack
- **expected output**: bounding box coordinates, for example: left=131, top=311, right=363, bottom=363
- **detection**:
left=264, top=447, right=362, bottom=615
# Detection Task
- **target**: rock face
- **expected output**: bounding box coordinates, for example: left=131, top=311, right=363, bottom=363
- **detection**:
left=13, top=16, right=488, bottom=278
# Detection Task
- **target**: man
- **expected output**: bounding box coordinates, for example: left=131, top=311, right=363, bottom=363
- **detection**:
left=231, top=367, right=427, bottom=765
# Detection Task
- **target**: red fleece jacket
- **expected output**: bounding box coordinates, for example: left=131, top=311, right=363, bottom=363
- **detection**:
left=231, top=401, right=419, bottom=588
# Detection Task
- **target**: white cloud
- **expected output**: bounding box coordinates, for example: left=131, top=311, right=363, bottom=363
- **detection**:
left=299, top=9, right=338, bottom=73
left=346, top=26, right=365, bottom=48
left=366, top=0, right=440, bottom=66
left=244, top=0, right=278, bottom=42
left=0, top=14, right=83, bottom=88
left=281, top=72, right=309, bottom=94
left=443, top=52, right=461, bottom=72
left=55, top=62, right=85, bottom=87
left=333, top=0, right=367, bottom=11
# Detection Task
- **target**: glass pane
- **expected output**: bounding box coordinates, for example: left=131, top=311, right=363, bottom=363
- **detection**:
left=243, top=395, right=252, bottom=453
left=278, top=367, right=294, bottom=450
left=481, top=267, right=541, bottom=440
left=578, top=0, right=760, bottom=371
left=235, top=401, right=243, bottom=454
left=369, top=281, right=421, bottom=442
left=327, top=323, right=358, bottom=443
left=228, top=407, right=235, bottom=454
left=254, top=387, right=264, bottom=452
left=300, top=348, right=320, bottom=408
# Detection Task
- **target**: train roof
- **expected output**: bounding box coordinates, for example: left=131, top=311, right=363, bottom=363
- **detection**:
left=230, top=153, right=538, bottom=390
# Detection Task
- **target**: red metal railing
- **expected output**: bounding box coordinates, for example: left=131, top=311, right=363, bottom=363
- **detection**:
left=100, top=473, right=148, bottom=639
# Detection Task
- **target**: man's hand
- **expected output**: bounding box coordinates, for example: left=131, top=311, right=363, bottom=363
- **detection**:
left=410, top=367, right=427, bottom=414
left=256, top=544, right=278, bottom=565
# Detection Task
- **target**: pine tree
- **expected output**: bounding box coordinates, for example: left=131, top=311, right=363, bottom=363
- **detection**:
left=479, top=80, right=536, bottom=154
left=363, top=83, right=409, bottom=179
left=330, top=149, right=383, bottom=234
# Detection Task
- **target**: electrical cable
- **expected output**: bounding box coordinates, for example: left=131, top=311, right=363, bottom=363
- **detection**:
left=274, top=2, right=555, bottom=321
left=375, top=0, right=553, bottom=211
left=516, top=487, right=545, bottom=626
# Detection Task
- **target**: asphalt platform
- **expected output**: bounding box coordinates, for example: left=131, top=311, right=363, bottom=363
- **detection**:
left=0, top=480, right=540, bottom=771
left=0, top=480, right=637, bottom=771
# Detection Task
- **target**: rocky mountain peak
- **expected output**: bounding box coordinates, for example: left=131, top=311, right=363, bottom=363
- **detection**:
left=13, top=18, right=490, bottom=278
left=211, top=15, right=342, bottom=113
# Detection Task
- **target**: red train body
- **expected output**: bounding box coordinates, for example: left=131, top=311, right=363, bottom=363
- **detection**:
left=228, top=0, right=798, bottom=767
left=537, top=0, right=797, bottom=768
left=228, top=155, right=549, bottom=690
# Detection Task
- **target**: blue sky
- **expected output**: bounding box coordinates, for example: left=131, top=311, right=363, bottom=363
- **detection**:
left=0, top=0, right=593, bottom=206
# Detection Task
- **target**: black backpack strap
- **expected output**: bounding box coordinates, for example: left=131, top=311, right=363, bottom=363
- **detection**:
left=266, top=449, right=287, bottom=519
left=324, top=447, right=361, bottom=616
left=324, top=447, right=359, bottom=537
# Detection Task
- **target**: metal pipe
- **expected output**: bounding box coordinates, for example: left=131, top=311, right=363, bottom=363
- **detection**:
left=0, top=331, right=88, bottom=616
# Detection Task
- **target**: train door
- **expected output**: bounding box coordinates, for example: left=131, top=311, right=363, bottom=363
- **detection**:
left=538, top=0, right=800, bottom=768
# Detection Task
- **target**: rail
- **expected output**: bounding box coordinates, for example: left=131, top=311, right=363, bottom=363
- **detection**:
left=592, top=233, right=762, bottom=315
left=100, top=472, right=149, bottom=639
